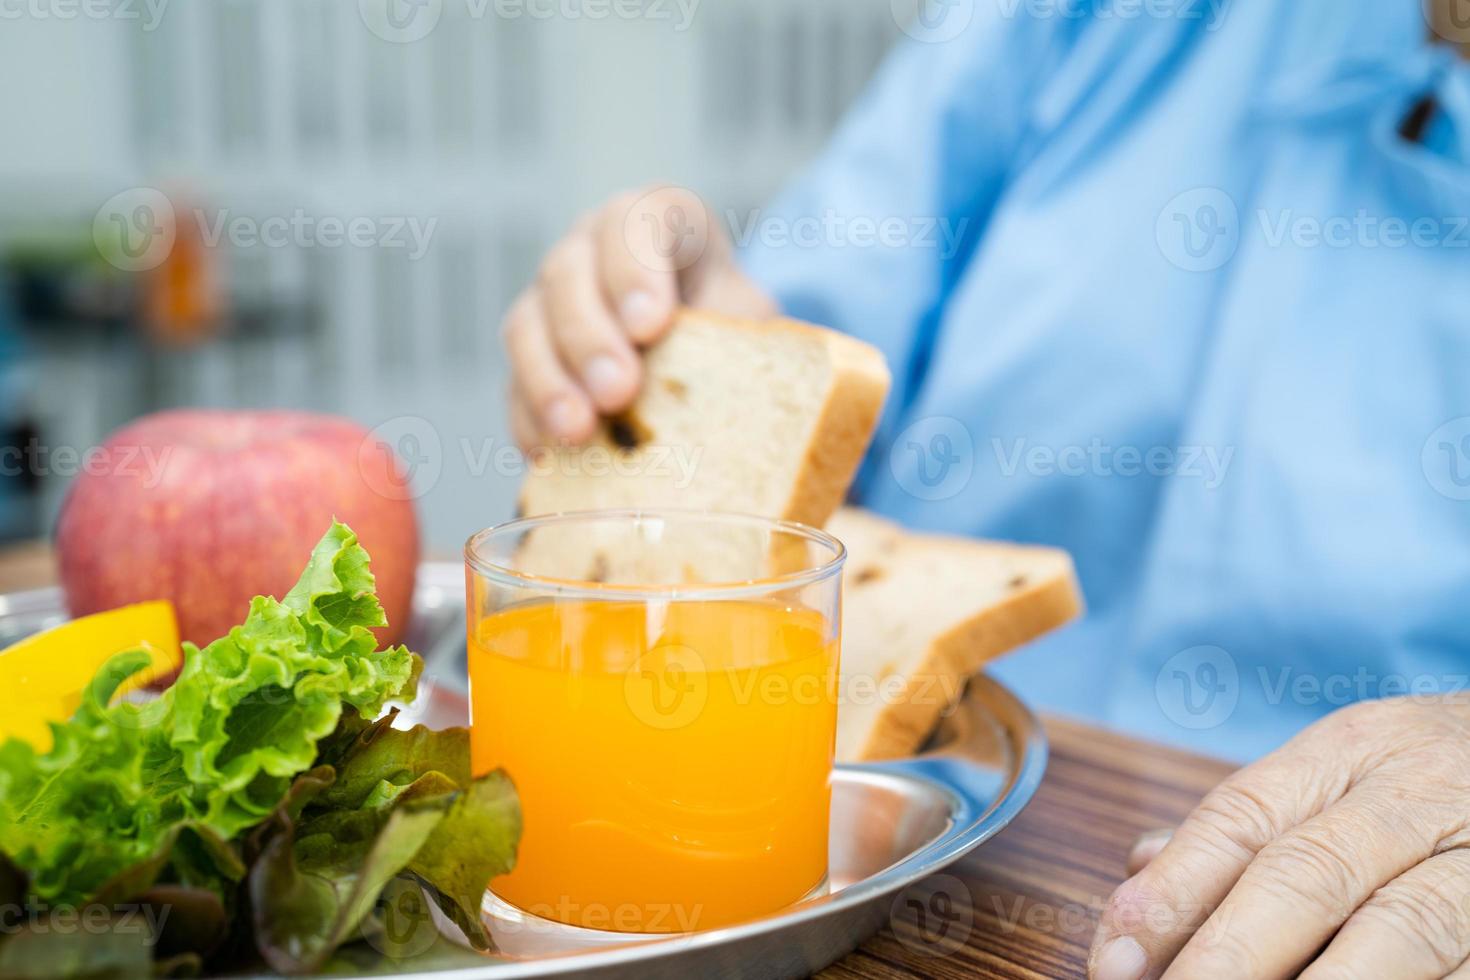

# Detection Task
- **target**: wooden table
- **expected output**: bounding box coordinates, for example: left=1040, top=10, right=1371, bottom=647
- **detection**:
left=0, top=545, right=1234, bottom=979
left=823, top=718, right=1233, bottom=979
left=0, top=541, right=56, bottom=594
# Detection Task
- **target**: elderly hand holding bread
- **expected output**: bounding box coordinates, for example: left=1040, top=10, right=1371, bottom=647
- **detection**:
left=502, top=186, right=772, bottom=449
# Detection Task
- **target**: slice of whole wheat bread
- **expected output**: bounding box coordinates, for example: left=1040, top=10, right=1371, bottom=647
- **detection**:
left=829, top=507, right=1083, bottom=762
left=518, top=308, right=891, bottom=542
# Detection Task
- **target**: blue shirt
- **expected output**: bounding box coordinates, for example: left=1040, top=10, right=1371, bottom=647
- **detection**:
left=743, top=0, right=1470, bottom=761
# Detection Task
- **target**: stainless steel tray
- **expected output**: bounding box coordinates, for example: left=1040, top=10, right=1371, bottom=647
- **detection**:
left=0, top=562, right=1048, bottom=980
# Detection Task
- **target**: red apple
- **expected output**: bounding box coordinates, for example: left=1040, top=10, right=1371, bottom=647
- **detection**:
left=56, top=410, right=420, bottom=648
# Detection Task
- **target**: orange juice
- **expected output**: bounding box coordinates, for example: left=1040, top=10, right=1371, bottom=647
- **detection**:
left=468, top=597, right=838, bottom=933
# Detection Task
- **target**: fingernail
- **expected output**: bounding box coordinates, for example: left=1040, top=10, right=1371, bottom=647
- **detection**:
left=544, top=396, right=587, bottom=439
left=1126, top=830, right=1173, bottom=873
left=583, top=355, right=630, bottom=407
left=1093, top=937, right=1147, bottom=980
left=620, top=290, right=664, bottom=339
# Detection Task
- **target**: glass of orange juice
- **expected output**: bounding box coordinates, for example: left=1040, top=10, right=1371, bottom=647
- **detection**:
left=465, top=510, right=844, bottom=936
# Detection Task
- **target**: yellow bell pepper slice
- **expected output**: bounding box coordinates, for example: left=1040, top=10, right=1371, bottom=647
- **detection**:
left=0, top=600, right=181, bottom=751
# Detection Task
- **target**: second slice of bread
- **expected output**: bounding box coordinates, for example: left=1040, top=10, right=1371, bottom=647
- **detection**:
left=829, top=507, right=1083, bottom=761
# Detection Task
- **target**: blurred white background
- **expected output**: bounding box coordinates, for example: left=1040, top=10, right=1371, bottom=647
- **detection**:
left=0, top=0, right=899, bottom=551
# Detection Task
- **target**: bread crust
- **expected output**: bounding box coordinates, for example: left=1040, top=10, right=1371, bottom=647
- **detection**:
left=848, top=559, right=1083, bottom=760
left=780, top=327, right=891, bottom=528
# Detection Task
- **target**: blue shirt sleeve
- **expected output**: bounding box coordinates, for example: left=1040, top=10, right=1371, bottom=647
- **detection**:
left=740, top=9, right=1070, bottom=432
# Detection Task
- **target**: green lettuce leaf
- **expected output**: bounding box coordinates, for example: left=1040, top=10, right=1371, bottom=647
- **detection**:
left=326, top=877, right=492, bottom=974
left=250, top=766, right=452, bottom=974
left=315, top=711, right=470, bottom=811
left=406, top=771, right=520, bottom=948
left=308, top=713, right=521, bottom=948
left=0, top=522, right=418, bottom=907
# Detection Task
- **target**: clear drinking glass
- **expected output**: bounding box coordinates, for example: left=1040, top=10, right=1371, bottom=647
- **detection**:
left=465, top=510, right=844, bottom=935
